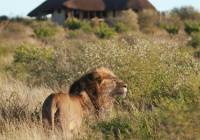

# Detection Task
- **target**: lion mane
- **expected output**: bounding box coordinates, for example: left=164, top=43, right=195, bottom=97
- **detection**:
left=42, top=67, right=127, bottom=136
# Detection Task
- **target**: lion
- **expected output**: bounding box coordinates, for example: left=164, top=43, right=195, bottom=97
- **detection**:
left=42, top=67, right=127, bottom=137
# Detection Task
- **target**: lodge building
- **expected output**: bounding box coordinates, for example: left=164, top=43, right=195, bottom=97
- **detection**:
left=28, top=0, right=155, bottom=24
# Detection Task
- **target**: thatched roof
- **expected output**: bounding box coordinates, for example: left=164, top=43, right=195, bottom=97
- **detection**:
left=28, top=0, right=66, bottom=17
left=28, top=0, right=156, bottom=17
left=64, top=0, right=155, bottom=11
left=64, top=0, right=105, bottom=11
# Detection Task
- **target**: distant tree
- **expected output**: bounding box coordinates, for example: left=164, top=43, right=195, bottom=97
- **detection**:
left=0, top=15, right=9, bottom=21
left=171, top=6, right=200, bottom=20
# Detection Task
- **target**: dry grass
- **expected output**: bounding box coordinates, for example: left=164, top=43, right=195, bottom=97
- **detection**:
left=0, top=74, right=54, bottom=140
left=0, top=17, right=200, bottom=140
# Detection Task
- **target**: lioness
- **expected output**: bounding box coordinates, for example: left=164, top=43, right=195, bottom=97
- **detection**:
left=42, top=67, right=127, bottom=136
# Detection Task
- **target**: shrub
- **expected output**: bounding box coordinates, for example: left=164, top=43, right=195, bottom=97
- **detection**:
left=10, top=17, right=32, bottom=25
left=106, top=10, right=139, bottom=32
left=114, top=22, right=128, bottom=33
left=95, top=22, right=115, bottom=38
left=64, top=18, right=82, bottom=30
left=171, top=6, right=200, bottom=20
left=0, top=15, right=8, bottom=21
left=138, top=9, right=160, bottom=33
left=159, top=14, right=181, bottom=35
left=163, top=24, right=179, bottom=35
left=194, top=51, right=200, bottom=58
left=67, top=30, right=80, bottom=38
left=11, top=44, right=82, bottom=87
left=33, top=21, right=58, bottom=38
left=11, top=44, right=53, bottom=85
left=188, top=32, right=200, bottom=48
left=14, top=44, right=53, bottom=64
left=96, top=117, right=133, bottom=139
left=81, top=21, right=93, bottom=33
left=184, top=20, right=200, bottom=34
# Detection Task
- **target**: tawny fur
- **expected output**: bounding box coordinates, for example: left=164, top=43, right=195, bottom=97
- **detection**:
left=42, top=67, right=127, bottom=136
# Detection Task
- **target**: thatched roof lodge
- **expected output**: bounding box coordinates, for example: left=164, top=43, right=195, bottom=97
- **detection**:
left=28, top=0, right=155, bottom=24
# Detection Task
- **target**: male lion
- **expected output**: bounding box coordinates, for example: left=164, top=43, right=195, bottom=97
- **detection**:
left=42, top=67, right=127, bottom=136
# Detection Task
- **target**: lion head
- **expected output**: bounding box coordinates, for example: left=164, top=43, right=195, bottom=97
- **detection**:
left=69, top=67, right=127, bottom=113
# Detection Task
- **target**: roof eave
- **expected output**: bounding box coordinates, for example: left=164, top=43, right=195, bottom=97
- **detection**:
left=27, top=1, right=52, bottom=17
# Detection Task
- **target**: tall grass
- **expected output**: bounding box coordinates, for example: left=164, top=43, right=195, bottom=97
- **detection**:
left=1, top=17, right=200, bottom=139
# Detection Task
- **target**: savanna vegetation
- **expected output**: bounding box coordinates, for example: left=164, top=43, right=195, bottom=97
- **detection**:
left=0, top=6, right=200, bottom=140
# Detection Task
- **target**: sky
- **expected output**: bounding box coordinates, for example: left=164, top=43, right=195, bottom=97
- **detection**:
left=0, top=0, right=200, bottom=17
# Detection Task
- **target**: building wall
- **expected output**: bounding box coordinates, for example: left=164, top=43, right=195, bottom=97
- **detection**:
left=52, top=10, right=66, bottom=25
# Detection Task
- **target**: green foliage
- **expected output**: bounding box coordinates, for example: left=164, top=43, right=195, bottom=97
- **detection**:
left=0, top=43, right=15, bottom=72
left=184, top=20, right=200, bottom=34
left=189, top=32, right=200, bottom=48
left=106, top=10, right=139, bottom=32
left=163, top=24, right=179, bottom=35
left=0, top=15, right=8, bottom=21
left=14, top=44, right=53, bottom=64
left=194, top=50, right=200, bottom=58
left=12, top=44, right=53, bottom=85
left=159, top=14, right=181, bottom=35
left=64, top=18, right=82, bottom=30
left=81, top=20, right=93, bottom=33
left=67, top=30, right=80, bottom=38
left=114, top=22, right=128, bottom=33
left=171, top=6, right=200, bottom=20
left=33, top=22, right=58, bottom=38
left=138, top=9, right=159, bottom=33
left=96, top=117, right=133, bottom=140
left=95, top=22, right=115, bottom=38
left=10, top=17, right=32, bottom=25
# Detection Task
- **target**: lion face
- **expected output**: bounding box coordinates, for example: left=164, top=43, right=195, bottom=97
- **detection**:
left=99, top=77, right=127, bottom=98
left=69, top=67, right=127, bottom=112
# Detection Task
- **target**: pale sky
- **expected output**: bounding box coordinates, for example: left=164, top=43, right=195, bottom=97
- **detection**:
left=0, top=0, right=200, bottom=17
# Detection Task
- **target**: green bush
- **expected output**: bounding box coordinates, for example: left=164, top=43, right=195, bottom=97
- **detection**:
left=138, top=9, right=160, bottom=33
left=114, top=22, right=128, bottom=33
left=12, top=44, right=53, bottom=85
left=64, top=18, right=82, bottom=30
left=33, top=22, right=58, bottom=38
left=184, top=20, right=200, bottom=34
left=0, top=15, right=8, bottom=21
left=194, top=51, right=200, bottom=58
left=163, top=24, right=179, bottom=35
left=14, top=44, right=53, bottom=64
left=11, top=44, right=81, bottom=87
left=171, top=6, right=200, bottom=20
left=106, top=10, right=139, bottom=32
left=159, top=14, right=181, bottom=35
left=81, top=20, right=93, bottom=33
left=67, top=30, right=80, bottom=38
left=96, top=117, right=133, bottom=139
left=95, top=22, right=115, bottom=38
left=189, top=32, right=200, bottom=48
